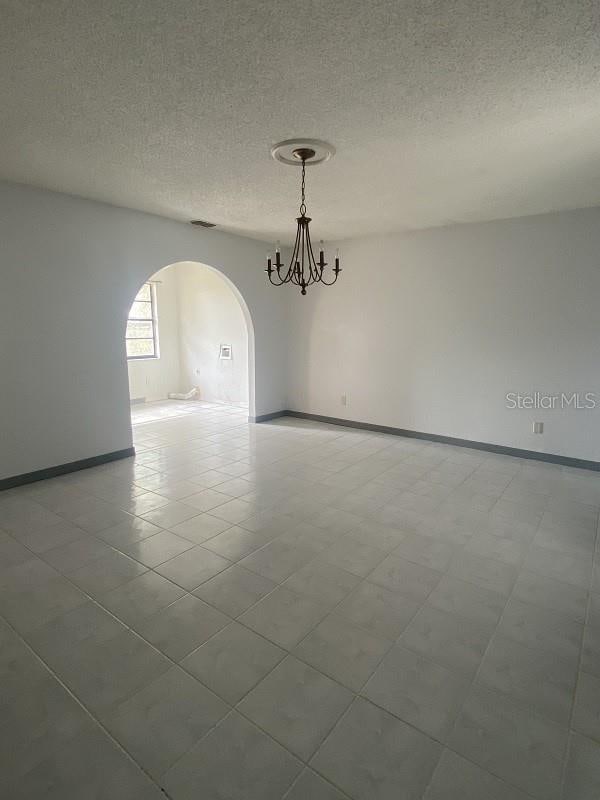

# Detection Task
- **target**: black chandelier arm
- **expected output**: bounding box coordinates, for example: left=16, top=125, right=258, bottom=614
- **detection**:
left=299, top=219, right=305, bottom=288
left=318, top=248, right=342, bottom=285
left=288, top=220, right=307, bottom=288
left=266, top=267, right=285, bottom=286
left=265, top=249, right=285, bottom=285
left=303, top=221, right=315, bottom=284
left=304, top=223, right=324, bottom=284
left=310, top=225, right=340, bottom=286
left=281, top=222, right=302, bottom=284
left=269, top=254, right=295, bottom=285
left=301, top=220, right=313, bottom=291
left=317, top=266, right=341, bottom=286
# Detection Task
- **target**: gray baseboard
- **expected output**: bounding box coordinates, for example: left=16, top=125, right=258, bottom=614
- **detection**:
left=248, top=411, right=287, bottom=423
left=4, top=409, right=598, bottom=492
left=258, top=409, right=600, bottom=472
left=0, top=447, right=136, bottom=491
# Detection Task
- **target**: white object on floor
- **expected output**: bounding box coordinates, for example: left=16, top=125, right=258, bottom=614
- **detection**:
left=168, top=388, right=199, bottom=400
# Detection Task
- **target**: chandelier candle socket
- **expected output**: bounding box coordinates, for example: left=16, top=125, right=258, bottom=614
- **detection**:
left=266, top=142, right=341, bottom=295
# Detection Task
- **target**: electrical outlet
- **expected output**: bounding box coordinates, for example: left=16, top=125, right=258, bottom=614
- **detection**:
left=533, top=421, right=544, bottom=434
left=341, top=394, right=348, bottom=406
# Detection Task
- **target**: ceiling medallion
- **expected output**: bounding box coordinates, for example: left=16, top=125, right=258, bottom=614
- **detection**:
left=266, top=139, right=341, bottom=296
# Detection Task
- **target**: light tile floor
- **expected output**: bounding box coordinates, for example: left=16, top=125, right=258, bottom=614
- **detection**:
left=1, top=400, right=600, bottom=798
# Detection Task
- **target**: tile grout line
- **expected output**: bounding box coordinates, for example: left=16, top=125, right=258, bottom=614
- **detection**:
left=0, top=608, right=178, bottom=800
left=2, top=506, right=415, bottom=798
left=0, top=527, right=251, bottom=794
left=1, top=499, right=461, bottom=798
left=3, top=414, right=599, bottom=799
left=558, top=507, right=600, bottom=797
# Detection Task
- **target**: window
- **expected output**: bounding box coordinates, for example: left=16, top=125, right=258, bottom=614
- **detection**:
left=126, top=283, right=159, bottom=359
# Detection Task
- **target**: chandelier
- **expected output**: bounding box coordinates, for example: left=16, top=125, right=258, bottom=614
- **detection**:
left=266, top=141, right=341, bottom=295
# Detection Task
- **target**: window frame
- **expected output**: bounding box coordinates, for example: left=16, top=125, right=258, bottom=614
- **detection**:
left=126, top=282, right=160, bottom=360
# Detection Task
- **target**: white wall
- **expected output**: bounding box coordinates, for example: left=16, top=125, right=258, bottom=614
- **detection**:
left=127, top=265, right=182, bottom=402
left=287, top=208, right=600, bottom=462
left=0, top=181, right=287, bottom=480
left=176, top=262, right=248, bottom=406
left=3, top=179, right=600, bottom=480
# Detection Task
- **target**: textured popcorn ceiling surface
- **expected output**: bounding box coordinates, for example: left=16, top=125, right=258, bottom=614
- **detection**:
left=2, top=1, right=600, bottom=241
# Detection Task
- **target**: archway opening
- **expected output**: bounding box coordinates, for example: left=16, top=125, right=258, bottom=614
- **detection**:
left=125, top=261, right=254, bottom=426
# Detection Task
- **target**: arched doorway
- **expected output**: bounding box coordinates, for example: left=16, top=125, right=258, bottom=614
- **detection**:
left=125, top=260, right=255, bottom=426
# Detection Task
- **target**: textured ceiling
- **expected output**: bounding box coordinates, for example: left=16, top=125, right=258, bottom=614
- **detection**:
left=2, top=1, right=600, bottom=243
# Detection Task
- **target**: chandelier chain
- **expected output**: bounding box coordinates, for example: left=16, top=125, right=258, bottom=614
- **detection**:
left=300, top=158, right=307, bottom=216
